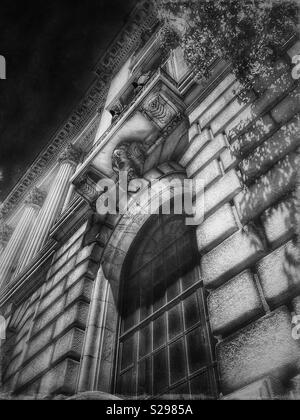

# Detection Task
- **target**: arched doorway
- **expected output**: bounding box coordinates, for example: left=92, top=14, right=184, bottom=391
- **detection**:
left=114, top=212, right=218, bottom=399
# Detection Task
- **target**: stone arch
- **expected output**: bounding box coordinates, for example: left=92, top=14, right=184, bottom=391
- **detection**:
left=101, top=164, right=187, bottom=290
left=89, top=162, right=198, bottom=395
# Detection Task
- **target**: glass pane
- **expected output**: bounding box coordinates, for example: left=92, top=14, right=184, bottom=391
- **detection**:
left=164, top=244, right=178, bottom=273
left=117, top=369, right=134, bottom=397
left=153, top=348, right=168, bottom=395
left=184, top=293, right=199, bottom=329
left=153, top=313, right=166, bottom=350
left=168, top=303, right=183, bottom=340
left=169, top=339, right=186, bottom=384
left=169, top=382, right=190, bottom=400
left=167, top=276, right=180, bottom=302
left=186, top=327, right=208, bottom=374
left=121, top=334, right=135, bottom=371
left=122, top=286, right=139, bottom=333
left=190, top=371, right=213, bottom=400
left=139, top=323, right=152, bottom=359
left=138, top=357, right=152, bottom=398
left=153, top=281, right=166, bottom=313
left=181, top=270, right=197, bottom=291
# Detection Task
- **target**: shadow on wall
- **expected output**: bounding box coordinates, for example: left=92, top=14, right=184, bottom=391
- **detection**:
left=224, top=61, right=300, bottom=293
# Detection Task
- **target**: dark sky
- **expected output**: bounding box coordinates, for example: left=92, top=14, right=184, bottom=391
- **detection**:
left=0, top=0, right=138, bottom=202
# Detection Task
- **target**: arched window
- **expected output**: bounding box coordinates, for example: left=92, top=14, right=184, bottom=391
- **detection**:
left=115, top=213, right=217, bottom=399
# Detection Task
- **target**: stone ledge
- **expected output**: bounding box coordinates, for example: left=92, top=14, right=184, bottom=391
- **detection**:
left=234, top=153, right=298, bottom=224
left=221, top=376, right=284, bottom=400
left=196, top=204, right=238, bottom=253
left=186, top=134, right=226, bottom=177
left=180, top=129, right=212, bottom=168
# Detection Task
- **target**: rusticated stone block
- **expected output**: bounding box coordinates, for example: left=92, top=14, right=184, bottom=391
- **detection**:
left=257, top=242, right=300, bottom=306
left=188, top=122, right=199, bottom=142
left=52, top=328, right=84, bottom=363
left=180, top=129, right=212, bottom=167
left=193, top=159, right=222, bottom=189
left=17, top=346, right=53, bottom=389
left=39, top=358, right=80, bottom=395
left=38, top=281, right=65, bottom=315
left=261, top=199, right=294, bottom=248
left=54, top=301, right=89, bottom=339
left=230, top=114, right=275, bottom=153
left=217, top=307, right=300, bottom=394
left=271, top=84, right=300, bottom=124
left=188, top=73, right=237, bottom=123
left=210, top=91, right=256, bottom=134
left=32, top=297, right=65, bottom=336
left=240, top=115, right=300, bottom=182
left=222, top=376, right=284, bottom=400
left=186, top=134, right=226, bottom=177
left=78, top=243, right=103, bottom=266
left=26, top=324, right=54, bottom=361
left=66, top=260, right=96, bottom=289
left=208, top=270, right=263, bottom=336
left=202, top=227, right=265, bottom=289
left=234, top=153, right=298, bottom=224
left=196, top=204, right=238, bottom=253
left=227, top=73, right=294, bottom=139
left=199, top=80, right=243, bottom=129
left=65, top=278, right=94, bottom=307
left=198, top=169, right=242, bottom=219
left=220, top=148, right=239, bottom=171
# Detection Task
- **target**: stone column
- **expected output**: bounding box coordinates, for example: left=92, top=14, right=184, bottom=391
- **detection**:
left=0, top=187, right=46, bottom=288
left=15, top=145, right=81, bottom=276
left=0, top=220, right=13, bottom=256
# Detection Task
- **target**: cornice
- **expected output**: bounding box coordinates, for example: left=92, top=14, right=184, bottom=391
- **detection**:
left=1, top=0, right=158, bottom=221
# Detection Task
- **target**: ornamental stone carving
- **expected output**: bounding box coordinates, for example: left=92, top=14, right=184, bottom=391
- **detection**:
left=24, top=187, right=46, bottom=208
left=142, top=93, right=175, bottom=128
left=112, top=141, right=147, bottom=181
left=58, top=144, right=82, bottom=166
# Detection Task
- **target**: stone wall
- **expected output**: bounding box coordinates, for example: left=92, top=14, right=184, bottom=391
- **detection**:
left=0, top=221, right=103, bottom=398
left=181, top=40, right=300, bottom=399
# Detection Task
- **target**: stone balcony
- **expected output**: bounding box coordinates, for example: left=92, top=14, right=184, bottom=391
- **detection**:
left=71, top=68, right=188, bottom=205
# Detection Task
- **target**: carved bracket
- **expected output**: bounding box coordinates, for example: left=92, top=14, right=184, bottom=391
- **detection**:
left=112, top=141, right=147, bottom=182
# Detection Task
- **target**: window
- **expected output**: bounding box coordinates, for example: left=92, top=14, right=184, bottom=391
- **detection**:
left=115, top=213, right=217, bottom=399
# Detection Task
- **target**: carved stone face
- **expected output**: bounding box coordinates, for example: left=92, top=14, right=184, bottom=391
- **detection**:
left=112, top=141, right=146, bottom=182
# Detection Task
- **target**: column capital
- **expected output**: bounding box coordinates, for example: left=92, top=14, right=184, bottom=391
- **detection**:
left=59, top=144, right=82, bottom=166
left=25, top=187, right=47, bottom=208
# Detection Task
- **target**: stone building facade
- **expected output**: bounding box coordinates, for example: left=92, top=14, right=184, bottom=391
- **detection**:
left=0, top=1, right=300, bottom=400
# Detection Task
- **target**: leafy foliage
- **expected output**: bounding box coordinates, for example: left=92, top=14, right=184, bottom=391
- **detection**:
left=156, top=0, right=299, bottom=87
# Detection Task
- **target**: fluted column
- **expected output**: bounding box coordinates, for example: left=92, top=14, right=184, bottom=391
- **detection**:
left=0, top=188, right=46, bottom=288
left=0, top=219, right=13, bottom=256
left=15, top=145, right=81, bottom=276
